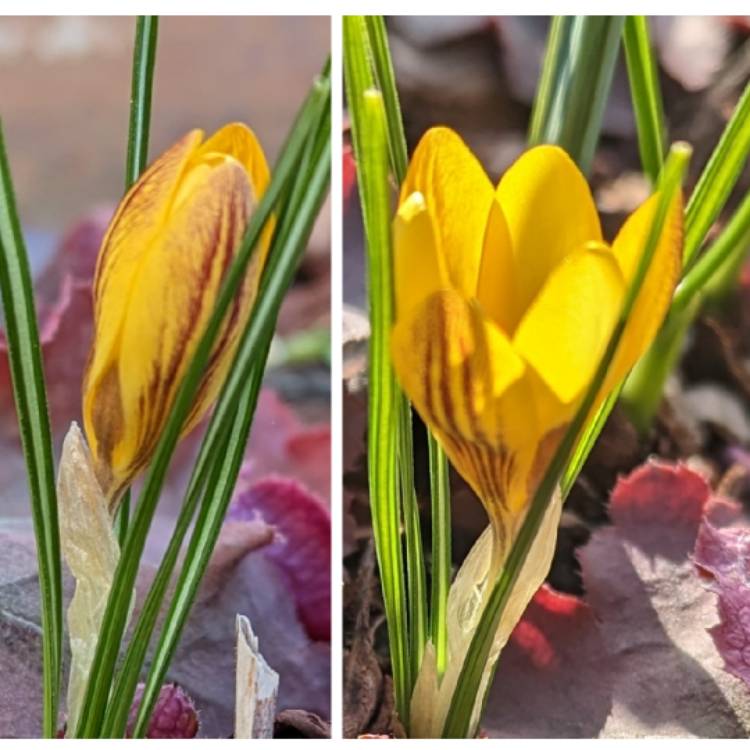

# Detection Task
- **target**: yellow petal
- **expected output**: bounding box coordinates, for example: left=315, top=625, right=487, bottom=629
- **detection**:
left=393, top=191, right=448, bottom=320
left=400, top=127, right=493, bottom=297
left=391, top=289, right=526, bottom=537
left=194, top=121, right=275, bottom=271
left=513, top=242, right=625, bottom=404
left=475, top=197, right=517, bottom=334
left=392, top=289, right=524, bottom=447
left=496, top=145, right=602, bottom=328
left=91, top=130, right=204, bottom=329
left=196, top=122, right=271, bottom=204
left=83, top=131, right=267, bottom=503
left=606, top=189, right=683, bottom=387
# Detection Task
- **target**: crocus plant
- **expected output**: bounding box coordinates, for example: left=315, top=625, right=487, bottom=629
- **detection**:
left=392, top=128, right=682, bottom=736
left=60, top=123, right=273, bottom=732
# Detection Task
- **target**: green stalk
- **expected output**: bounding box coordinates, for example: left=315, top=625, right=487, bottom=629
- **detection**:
left=114, top=494, right=130, bottom=548
left=684, top=81, right=750, bottom=268
left=363, top=14, right=433, bottom=687
left=399, top=409, right=428, bottom=679
left=107, top=80, right=330, bottom=739
left=125, top=16, right=159, bottom=188
left=561, top=387, right=621, bottom=497
left=444, top=143, right=691, bottom=738
left=345, top=17, right=412, bottom=722
left=623, top=16, right=665, bottom=184
left=529, top=16, right=624, bottom=175
left=528, top=17, right=566, bottom=147
left=363, top=16, right=408, bottom=182
left=428, top=435, right=451, bottom=677
left=675, top=189, right=750, bottom=313
left=621, top=298, right=700, bottom=433
left=622, top=188, right=750, bottom=430
left=74, top=76, right=329, bottom=737
left=0, top=122, right=62, bottom=738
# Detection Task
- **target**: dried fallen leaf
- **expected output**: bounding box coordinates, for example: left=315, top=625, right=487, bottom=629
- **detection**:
left=235, top=614, right=279, bottom=739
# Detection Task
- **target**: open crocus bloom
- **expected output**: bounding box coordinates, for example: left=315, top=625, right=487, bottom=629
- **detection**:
left=394, top=127, right=682, bottom=736
left=392, top=126, right=682, bottom=565
left=83, top=123, right=272, bottom=507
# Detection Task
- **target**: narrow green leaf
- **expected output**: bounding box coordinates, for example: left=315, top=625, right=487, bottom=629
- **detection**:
left=684, top=80, right=750, bottom=267
left=362, top=13, right=434, bottom=690
left=623, top=16, right=666, bottom=184
left=114, top=492, right=130, bottom=548
left=621, top=188, right=750, bottom=433
left=400, top=410, right=428, bottom=680
left=364, top=15, right=408, bottom=182
left=444, top=143, right=691, bottom=738
left=676, top=187, right=750, bottom=312
left=345, top=16, right=412, bottom=722
left=428, top=433, right=451, bottom=677
left=125, top=16, right=159, bottom=189
left=560, top=388, right=621, bottom=498
left=0, top=122, right=62, bottom=739
left=74, top=76, right=329, bottom=737
left=528, top=17, right=567, bottom=147
left=621, top=296, right=700, bottom=433
left=529, top=16, right=624, bottom=175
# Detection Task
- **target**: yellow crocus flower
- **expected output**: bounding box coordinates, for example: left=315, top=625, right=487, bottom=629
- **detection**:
left=82, top=123, right=273, bottom=507
left=392, top=127, right=682, bottom=567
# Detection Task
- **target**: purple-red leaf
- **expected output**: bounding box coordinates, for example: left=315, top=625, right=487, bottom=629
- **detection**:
left=695, top=519, right=750, bottom=688
left=228, top=475, right=331, bottom=641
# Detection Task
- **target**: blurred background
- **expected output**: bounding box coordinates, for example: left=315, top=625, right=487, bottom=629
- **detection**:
left=0, top=16, right=327, bottom=226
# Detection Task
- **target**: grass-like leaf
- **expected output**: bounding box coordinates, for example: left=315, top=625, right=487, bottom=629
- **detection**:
left=363, top=14, right=435, bottom=691
left=444, top=142, right=691, bottom=738
left=0, top=123, right=62, bottom=738
left=345, top=18, right=412, bottom=718
left=529, top=16, right=624, bottom=175
left=676, top=189, right=750, bottom=313
left=683, top=80, right=750, bottom=267
left=73, top=71, right=330, bottom=737
left=363, top=16, right=408, bottom=182
left=428, top=434, right=451, bottom=677
left=124, top=16, right=159, bottom=189
left=623, top=16, right=666, bottom=184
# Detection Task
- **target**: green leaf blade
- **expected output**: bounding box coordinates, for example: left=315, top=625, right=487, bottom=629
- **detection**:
left=0, top=122, right=62, bottom=739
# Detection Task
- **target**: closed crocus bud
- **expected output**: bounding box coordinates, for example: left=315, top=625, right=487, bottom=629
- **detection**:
left=82, top=123, right=272, bottom=507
